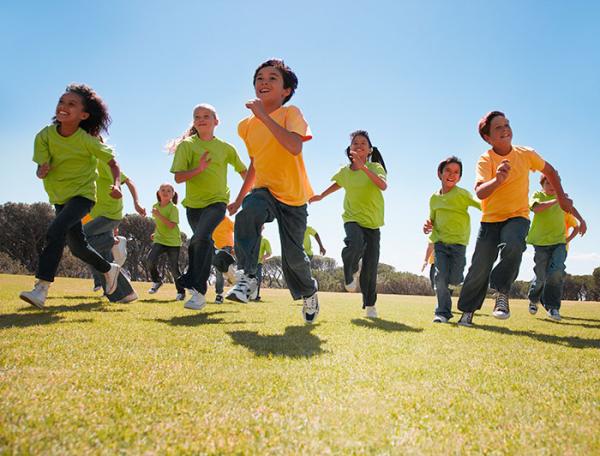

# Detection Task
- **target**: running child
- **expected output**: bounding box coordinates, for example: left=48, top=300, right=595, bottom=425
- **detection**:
left=20, top=84, right=122, bottom=308
left=310, top=130, right=387, bottom=318
left=255, top=230, right=272, bottom=301
left=211, top=215, right=236, bottom=304
left=422, top=156, right=481, bottom=323
left=304, top=225, right=327, bottom=260
left=526, top=174, right=586, bottom=320
left=457, top=111, right=578, bottom=326
left=148, top=183, right=185, bottom=301
left=226, top=59, right=319, bottom=323
left=169, top=104, right=247, bottom=310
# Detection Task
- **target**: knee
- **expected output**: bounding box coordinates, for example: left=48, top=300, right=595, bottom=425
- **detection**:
left=502, top=240, right=525, bottom=259
left=547, top=268, right=565, bottom=285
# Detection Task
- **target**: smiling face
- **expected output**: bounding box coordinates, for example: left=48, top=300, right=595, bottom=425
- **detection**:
left=193, top=106, right=218, bottom=137
left=55, top=92, right=89, bottom=126
left=349, top=134, right=372, bottom=162
left=254, top=66, right=291, bottom=108
left=484, top=115, right=513, bottom=151
left=438, top=162, right=462, bottom=192
left=158, top=184, right=174, bottom=204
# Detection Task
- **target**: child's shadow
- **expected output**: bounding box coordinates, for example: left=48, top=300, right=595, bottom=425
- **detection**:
left=227, top=325, right=325, bottom=358
left=476, top=324, right=600, bottom=349
left=351, top=318, right=423, bottom=333
left=19, top=301, right=105, bottom=313
left=0, top=312, right=64, bottom=329
left=154, top=311, right=237, bottom=327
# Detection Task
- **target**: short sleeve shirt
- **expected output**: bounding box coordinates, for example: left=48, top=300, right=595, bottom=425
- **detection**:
left=258, top=237, right=272, bottom=264
left=238, top=105, right=313, bottom=206
left=526, top=191, right=567, bottom=246
left=152, top=202, right=182, bottom=247
left=33, top=125, right=115, bottom=204
left=476, top=145, right=545, bottom=223
left=303, top=225, right=317, bottom=256
left=170, top=135, right=246, bottom=209
left=90, top=161, right=128, bottom=220
left=212, top=216, right=234, bottom=249
left=429, top=186, right=481, bottom=246
left=332, top=162, right=386, bottom=229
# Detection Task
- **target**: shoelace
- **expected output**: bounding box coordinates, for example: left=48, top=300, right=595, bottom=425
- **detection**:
left=304, top=295, right=318, bottom=312
left=496, top=294, right=509, bottom=311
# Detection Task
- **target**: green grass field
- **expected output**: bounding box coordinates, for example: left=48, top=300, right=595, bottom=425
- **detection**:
left=1, top=274, right=599, bottom=454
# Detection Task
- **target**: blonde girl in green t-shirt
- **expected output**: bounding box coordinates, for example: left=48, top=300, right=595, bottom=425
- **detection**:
left=148, top=183, right=187, bottom=303
left=20, top=84, right=122, bottom=309
left=310, top=130, right=387, bottom=318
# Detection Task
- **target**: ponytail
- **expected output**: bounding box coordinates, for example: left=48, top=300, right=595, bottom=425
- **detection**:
left=165, top=125, right=196, bottom=155
left=370, top=147, right=387, bottom=173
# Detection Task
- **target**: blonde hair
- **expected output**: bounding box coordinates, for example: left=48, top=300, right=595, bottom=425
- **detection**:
left=165, top=103, right=219, bottom=154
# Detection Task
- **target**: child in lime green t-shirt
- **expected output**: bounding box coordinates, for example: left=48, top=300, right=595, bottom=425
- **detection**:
left=148, top=183, right=185, bottom=302
left=20, top=84, right=123, bottom=309
left=422, top=156, right=481, bottom=323
left=526, top=175, right=586, bottom=321
left=310, top=130, right=387, bottom=318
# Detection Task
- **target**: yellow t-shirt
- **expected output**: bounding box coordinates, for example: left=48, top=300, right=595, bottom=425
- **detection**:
left=476, top=145, right=545, bottom=223
left=212, top=216, right=234, bottom=249
left=238, top=105, right=313, bottom=206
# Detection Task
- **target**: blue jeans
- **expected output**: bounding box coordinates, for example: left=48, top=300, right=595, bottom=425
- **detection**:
left=83, top=216, right=134, bottom=302
left=528, top=244, right=567, bottom=310
left=234, top=188, right=316, bottom=300
left=148, top=244, right=185, bottom=293
left=179, top=203, right=226, bottom=294
left=213, top=246, right=234, bottom=295
left=342, top=222, right=380, bottom=308
left=433, top=242, right=466, bottom=319
left=37, top=196, right=111, bottom=282
left=458, top=217, right=530, bottom=312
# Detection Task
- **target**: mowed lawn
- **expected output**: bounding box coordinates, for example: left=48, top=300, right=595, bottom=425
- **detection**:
left=1, top=274, right=599, bottom=455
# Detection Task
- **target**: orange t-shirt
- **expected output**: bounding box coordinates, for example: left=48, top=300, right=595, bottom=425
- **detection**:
left=238, top=105, right=313, bottom=206
left=212, top=216, right=234, bottom=249
left=476, top=145, right=545, bottom=223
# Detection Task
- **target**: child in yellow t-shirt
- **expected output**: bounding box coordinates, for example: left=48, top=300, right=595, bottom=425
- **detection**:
left=227, top=59, right=319, bottom=324
left=211, top=215, right=236, bottom=304
left=457, top=111, right=582, bottom=327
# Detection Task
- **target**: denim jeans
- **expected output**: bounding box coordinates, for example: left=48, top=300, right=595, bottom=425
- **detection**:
left=83, top=216, right=135, bottom=302
left=213, top=246, right=234, bottom=295
left=342, top=222, right=380, bottom=308
left=37, top=196, right=111, bottom=282
left=234, top=188, right=316, bottom=300
left=433, top=242, right=466, bottom=319
left=458, top=217, right=530, bottom=312
left=528, top=244, right=567, bottom=310
left=256, top=263, right=264, bottom=298
left=147, top=243, right=185, bottom=293
left=179, top=203, right=226, bottom=294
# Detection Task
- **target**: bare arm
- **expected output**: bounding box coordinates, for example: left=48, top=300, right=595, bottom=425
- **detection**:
left=475, top=159, right=510, bottom=200
left=531, top=199, right=558, bottom=213
left=309, top=183, right=341, bottom=203
left=174, top=152, right=211, bottom=183
left=541, top=162, right=573, bottom=213
left=566, top=226, right=580, bottom=244
left=108, top=159, right=122, bottom=199
left=228, top=160, right=256, bottom=215
left=124, top=178, right=147, bottom=216
left=348, top=150, right=387, bottom=190
left=246, top=99, right=303, bottom=155
left=422, top=242, right=434, bottom=272
left=314, top=232, right=326, bottom=256
left=152, top=207, right=177, bottom=229
left=569, top=205, right=587, bottom=236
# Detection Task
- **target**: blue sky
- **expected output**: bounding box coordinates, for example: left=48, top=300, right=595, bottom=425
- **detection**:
left=1, top=0, right=599, bottom=279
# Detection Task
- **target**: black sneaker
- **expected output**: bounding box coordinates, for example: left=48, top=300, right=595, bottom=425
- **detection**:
left=215, top=294, right=224, bottom=304
left=493, top=292, right=510, bottom=319
left=457, top=311, right=474, bottom=327
left=528, top=300, right=538, bottom=315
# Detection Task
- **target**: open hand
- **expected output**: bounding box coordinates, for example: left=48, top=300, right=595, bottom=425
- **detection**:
left=423, top=219, right=433, bottom=234
left=348, top=149, right=366, bottom=168
left=134, top=203, right=146, bottom=217
left=245, top=99, right=267, bottom=119
left=197, top=151, right=211, bottom=172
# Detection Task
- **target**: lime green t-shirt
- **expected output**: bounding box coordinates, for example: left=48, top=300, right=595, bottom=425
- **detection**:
left=170, top=135, right=246, bottom=209
left=526, top=191, right=567, bottom=246
left=332, top=162, right=386, bottom=229
left=258, top=237, right=272, bottom=264
left=152, top=202, right=182, bottom=247
left=303, top=226, right=317, bottom=256
left=33, top=125, right=115, bottom=204
left=429, top=186, right=481, bottom=246
left=90, top=161, right=128, bottom=220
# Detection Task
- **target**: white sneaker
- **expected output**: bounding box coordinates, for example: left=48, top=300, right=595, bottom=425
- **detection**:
left=93, top=285, right=102, bottom=292
left=433, top=314, right=449, bottom=323
left=226, top=274, right=254, bottom=303
left=184, top=289, right=206, bottom=310
left=302, top=292, right=319, bottom=324
left=344, top=268, right=360, bottom=293
left=366, top=306, right=378, bottom=318
left=225, top=264, right=237, bottom=285
left=19, top=280, right=50, bottom=309
left=111, top=236, right=128, bottom=266
left=118, top=291, right=138, bottom=303
left=104, top=263, right=120, bottom=295
left=148, top=282, right=162, bottom=294
left=547, top=308, right=562, bottom=321
left=247, top=277, right=259, bottom=301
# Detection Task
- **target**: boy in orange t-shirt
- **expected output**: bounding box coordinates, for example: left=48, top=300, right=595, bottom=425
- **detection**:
left=226, top=59, right=319, bottom=324
left=457, top=111, right=582, bottom=327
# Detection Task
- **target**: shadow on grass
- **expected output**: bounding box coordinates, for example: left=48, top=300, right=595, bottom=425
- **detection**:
left=544, top=319, right=600, bottom=330
left=476, top=324, right=600, bottom=349
left=0, top=312, right=64, bottom=329
left=139, top=298, right=175, bottom=303
left=351, top=318, right=423, bottom=333
left=154, top=311, right=237, bottom=327
left=228, top=325, right=325, bottom=358
left=562, top=315, right=600, bottom=323
left=19, top=301, right=107, bottom=313
left=47, top=295, right=103, bottom=300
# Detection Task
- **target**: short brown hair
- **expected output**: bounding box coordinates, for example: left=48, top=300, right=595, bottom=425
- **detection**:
left=478, top=111, right=505, bottom=141
left=253, top=59, right=298, bottom=105
left=437, top=156, right=463, bottom=177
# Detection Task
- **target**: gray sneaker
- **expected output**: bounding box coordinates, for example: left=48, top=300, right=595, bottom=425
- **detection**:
left=457, top=311, right=474, bottom=327
left=493, top=292, right=510, bottom=319
left=547, top=308, right=562, bottom=321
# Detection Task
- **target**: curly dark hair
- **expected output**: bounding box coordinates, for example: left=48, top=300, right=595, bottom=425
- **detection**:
left=253, top=59, right=298, bottom=105
left=53, top=83, right=111, bottom=137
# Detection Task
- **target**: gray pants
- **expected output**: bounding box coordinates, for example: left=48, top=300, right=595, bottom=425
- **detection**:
left=83, top=216, right=135, bottom=302
left=235, top=188, right=316, bottom=300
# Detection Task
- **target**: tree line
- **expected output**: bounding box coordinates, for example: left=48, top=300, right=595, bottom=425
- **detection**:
left=1, top=202, right=598, bottom=300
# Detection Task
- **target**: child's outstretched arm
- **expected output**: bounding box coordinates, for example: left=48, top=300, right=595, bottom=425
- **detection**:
left=569, top=205, right=587, bottom=236
left=174, top=152, right=211, bottom=183
left=228, top=160, right=256, bottom=215
left=124, top=178, right=147, bottom=216
left=566, top=225, right=580, bottom=244
left=421, top=242, right=434, bottom=272
left=245, top=99, right=303, bottom=155
left=314, top=232, right=326, bottom=256
left=309, top=183, right=341, bottom=203
left=108, top=159, right=122, bottom=199
left=532, top=199, right=558, bottom=213
left=541, top=163, right=573, bottom=213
